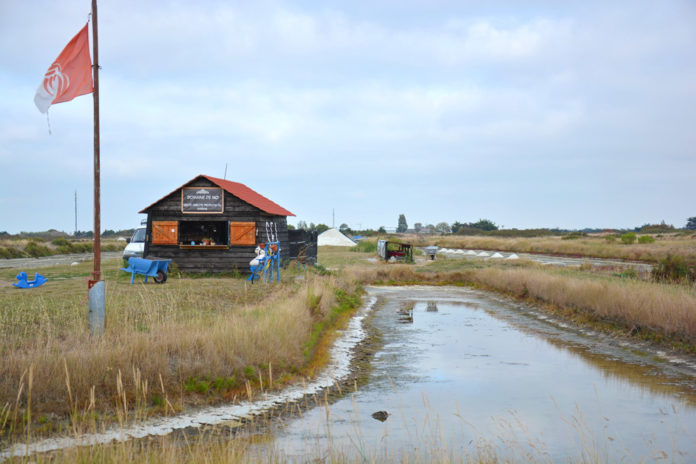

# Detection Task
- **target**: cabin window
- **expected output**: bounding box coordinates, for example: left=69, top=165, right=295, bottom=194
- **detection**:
left=152, top=221, right=178, bottom=245
left=179, top=221, right=228, bottom=246
left=229, top=222, right=256, bottom=246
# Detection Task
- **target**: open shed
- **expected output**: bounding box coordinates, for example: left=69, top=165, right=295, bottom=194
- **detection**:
left=139, top=174, right=294, bottom=273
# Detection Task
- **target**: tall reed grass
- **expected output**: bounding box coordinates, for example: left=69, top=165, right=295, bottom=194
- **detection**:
left=0, top=260, right=361, bottom=440
left=347, top=264, right=696, bottom=343
left=406, top=233, right=696, bottom=263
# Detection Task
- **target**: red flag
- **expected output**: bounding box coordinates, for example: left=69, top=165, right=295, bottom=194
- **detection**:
left=34, top=23, right=93, bottom=113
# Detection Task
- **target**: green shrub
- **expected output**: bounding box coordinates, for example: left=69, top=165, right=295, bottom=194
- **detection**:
left=638, top=235, right=655, bottom=244
left=0, top=246, right=25, bottom=259
left=620, top=232, right=636, bottom=245
left=213, top=376, right=236, bottom=391
left=615, top=268, right=638, bottom=279
left=651, top=255, right=695, bottom=283
left=24, top=240, right=52, bottom=258
left=350, top=241, right=377, bottom=253
left=604, top=235, right=617, bottom=243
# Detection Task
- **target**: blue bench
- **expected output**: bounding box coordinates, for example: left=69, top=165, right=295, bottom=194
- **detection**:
left=120, top=257, right=171, bottom=284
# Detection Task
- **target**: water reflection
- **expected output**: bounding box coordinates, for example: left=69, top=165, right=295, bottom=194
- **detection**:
left=268, top=286, right=696, bottom=462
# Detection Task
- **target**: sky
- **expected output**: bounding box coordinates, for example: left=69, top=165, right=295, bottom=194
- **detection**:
left=1, top=0, right=694, bottom=234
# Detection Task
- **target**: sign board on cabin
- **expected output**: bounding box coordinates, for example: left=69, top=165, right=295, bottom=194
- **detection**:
left=181, top=187, right=224, bottom=213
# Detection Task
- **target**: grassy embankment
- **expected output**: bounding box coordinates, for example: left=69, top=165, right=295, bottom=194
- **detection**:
left=401, top=232, right=696, bottom=263
left=10, top=241, right=696, bottom=463
left=327, top=240, right=696, bottom=351
left=0, top=237, right=124, bottom=259
left=1, top=236, right=695, bottom=462
left=0, top=256, right=362, bottom=442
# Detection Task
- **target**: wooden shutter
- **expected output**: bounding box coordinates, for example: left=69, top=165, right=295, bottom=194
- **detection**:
left=229, top=222, right=256, bottom=246
left=152, top=221, right=178, bottom=245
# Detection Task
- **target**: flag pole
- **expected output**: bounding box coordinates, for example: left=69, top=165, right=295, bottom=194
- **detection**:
left=88, top=0, right=105, bottom=336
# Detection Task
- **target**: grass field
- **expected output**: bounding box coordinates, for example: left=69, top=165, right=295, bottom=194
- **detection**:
left=0, top=256, right=362, bottom=442
left=1, top=237, right=695, bottom=461
left=398, top=232, right=696, bottom=263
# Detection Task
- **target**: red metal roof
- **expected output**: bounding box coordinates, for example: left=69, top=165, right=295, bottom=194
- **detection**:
left=139, top=174, right=295, bottom=216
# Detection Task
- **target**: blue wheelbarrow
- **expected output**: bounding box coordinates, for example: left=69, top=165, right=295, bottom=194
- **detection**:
left=120, top=257, right=171, bottom=284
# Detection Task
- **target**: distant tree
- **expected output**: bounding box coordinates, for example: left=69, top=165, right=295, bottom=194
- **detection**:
left=315, top=223, right=330, bottom=233
left=309, top=222, right=316, bottom=230
left=397, top=214, right=408, bottom=233
left=339, top=223, right=350, bottom=232
left=450, top=221, right=463, bottom=234
left=469, top=219, right=498, bottom=231
left=639, top=221, right=675, bottom=233
left=296, top=220, right=308, bottom=230
left=435, top=222, right=451, bottom=234
left=378, top=226, right=386, bottom=234
left=414, top=222, right=423, bottom=233
left=686, top=217, right=696, bottom=230
left=287, top=224, right=296, bottom=230
left=102, top=229, right=116, bottom=237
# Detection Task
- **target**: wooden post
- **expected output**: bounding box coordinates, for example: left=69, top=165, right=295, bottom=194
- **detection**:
left=91, top=0, right=101, bottom=282
left=88, top=0, right=105, bottom=336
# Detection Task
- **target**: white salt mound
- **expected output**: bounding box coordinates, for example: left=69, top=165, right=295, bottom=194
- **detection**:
left=466, top=250, right=477, bottom=255
left=477, top=251, right=490, bottom=257
left=506, top=253, right=519, bottom=260
left=317, top=228, right=357, bottom=246
left=491, top=252, right=504, bottom=259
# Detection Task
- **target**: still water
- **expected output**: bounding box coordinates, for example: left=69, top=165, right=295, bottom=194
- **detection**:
left=268, top=286, right=696, bottom=462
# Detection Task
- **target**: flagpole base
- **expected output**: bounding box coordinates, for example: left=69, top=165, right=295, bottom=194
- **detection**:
left=88, top=280, right=105, bottom=336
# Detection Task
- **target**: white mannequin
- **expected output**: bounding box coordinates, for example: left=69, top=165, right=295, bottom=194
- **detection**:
left=250, top=245, right=266, bottom=267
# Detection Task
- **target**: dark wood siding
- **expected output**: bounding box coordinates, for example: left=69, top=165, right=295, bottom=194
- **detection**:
left=143, top=178, right=289, bottom=273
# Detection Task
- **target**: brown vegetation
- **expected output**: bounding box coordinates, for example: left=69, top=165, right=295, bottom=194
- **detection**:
left=0, top=259, right=360, bottom=440
left=399, top=233, right=696, bottom=264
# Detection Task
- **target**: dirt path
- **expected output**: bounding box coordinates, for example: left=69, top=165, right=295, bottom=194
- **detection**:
left=0, top=252, right=123, bottom=270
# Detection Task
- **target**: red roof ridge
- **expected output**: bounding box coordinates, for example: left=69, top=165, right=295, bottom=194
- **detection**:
left=139, top=174, right=294, bottom=216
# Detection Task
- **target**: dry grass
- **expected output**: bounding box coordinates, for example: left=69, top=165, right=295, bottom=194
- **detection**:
left=0, top=257, right=360, bottom=440
left=403, top=233, right=696, bottom=263
left=342, top=261, right=696, bottom=344
left=469, top=267, right=696, bottom=340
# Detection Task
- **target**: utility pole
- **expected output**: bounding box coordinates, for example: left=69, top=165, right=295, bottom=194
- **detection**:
left=74, top=190, right=77, bottom=235
left=88, top=0, right=105, bottom=336
left=332, top=208, right=335, bottom=228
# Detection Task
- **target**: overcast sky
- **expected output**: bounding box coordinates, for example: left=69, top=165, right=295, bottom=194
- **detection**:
left=1, top=0, right=694, bottom=234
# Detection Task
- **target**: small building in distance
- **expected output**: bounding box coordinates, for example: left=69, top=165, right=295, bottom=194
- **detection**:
left=139, top=174, right=294, bottom=273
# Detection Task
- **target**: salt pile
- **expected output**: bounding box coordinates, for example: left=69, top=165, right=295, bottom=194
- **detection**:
left=466, top=250, right=477, bottom=255
left=491, top=252, right=504, bottom=259
left=477, top=251, right=490, bottom=257
left=506, top=253, right=519, bottom=260
left=317, top=228, right=357, bottom=246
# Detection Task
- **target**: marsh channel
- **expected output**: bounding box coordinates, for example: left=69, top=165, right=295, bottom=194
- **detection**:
left=260, top=285, right=696, bottom=462
left=3, top=285, right=695, bottom=462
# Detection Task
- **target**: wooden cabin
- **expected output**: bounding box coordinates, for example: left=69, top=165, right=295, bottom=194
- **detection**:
left=139, top=174, right=294, bottom=273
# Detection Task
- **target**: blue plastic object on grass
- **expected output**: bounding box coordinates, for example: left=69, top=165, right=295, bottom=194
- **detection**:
left=120, top=257, right=171, bottom=284
left=13, top=271, right=48, bottom=289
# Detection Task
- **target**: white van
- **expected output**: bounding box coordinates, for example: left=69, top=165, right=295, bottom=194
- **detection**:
left=123, top=227, right=146, bottom=262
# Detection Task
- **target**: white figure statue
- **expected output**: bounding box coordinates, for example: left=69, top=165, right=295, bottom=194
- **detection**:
left=250, top=244, right=266, bottom=267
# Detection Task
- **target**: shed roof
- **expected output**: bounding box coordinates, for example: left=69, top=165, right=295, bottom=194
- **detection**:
left=139, top=174, right=295, bottom=216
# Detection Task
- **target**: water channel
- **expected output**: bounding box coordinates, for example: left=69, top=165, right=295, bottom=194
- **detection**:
left=3, top=285, right=695, bottom=462
left=266, top=286, right=696, bottom=462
